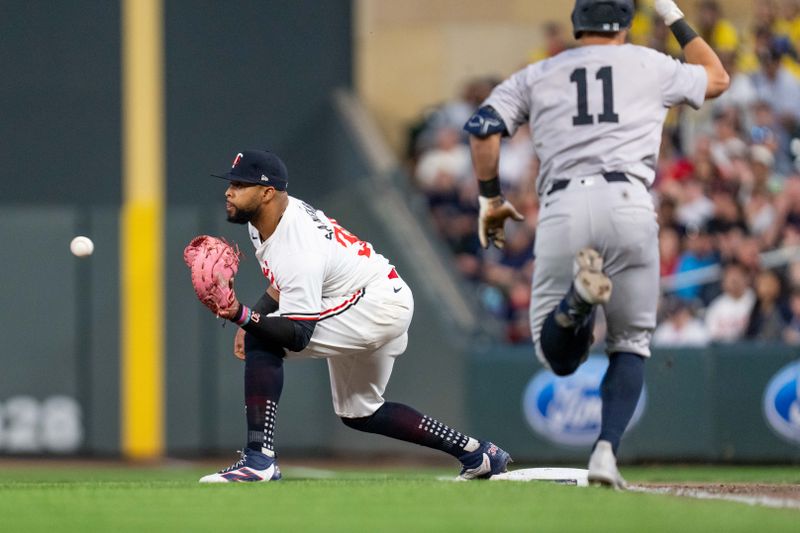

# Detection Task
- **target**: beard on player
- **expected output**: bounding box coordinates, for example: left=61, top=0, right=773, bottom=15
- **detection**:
left=226, top=204, right=258, bottom=225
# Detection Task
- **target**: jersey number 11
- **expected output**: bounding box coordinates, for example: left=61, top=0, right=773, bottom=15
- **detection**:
left=570, top=66, right=619, bottom=126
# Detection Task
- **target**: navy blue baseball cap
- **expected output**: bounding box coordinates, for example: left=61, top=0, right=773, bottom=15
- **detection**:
left=213, top=150, right=289, bottom=190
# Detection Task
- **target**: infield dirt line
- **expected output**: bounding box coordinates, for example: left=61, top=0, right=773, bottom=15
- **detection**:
left=629, top=485, right=800, bottom=510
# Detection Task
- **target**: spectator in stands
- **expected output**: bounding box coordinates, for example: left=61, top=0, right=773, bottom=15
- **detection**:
left=733, top=235, right=763, bottom=277
left=743, top=147, right=780, bottom=239
left=745, top=269, right=791, bottom=340
left=653, top=297, right=710, bottom=347
left=659, top=226, right=682, bottom=278
left=656, top=195, right=686, bottom=235
left=444, top=209, right=482, bottom=280
left=507, top=276, right=533, bottom=343
left=713, top=50, right=758, bottom=127
left=754, top=0, right=779, bottom=35
left=414, top=127, right=472, bottom=193
left=706, top=188, right=747, bottom=235
left=705, top=261, right=756, bottom=342
left=778, top=1, right=800, bottom=52
left=751, top=42, right=800, bottom=172
left=672, top=223, right=717, bottom=302
left=765, top=176, right=800, bottom=246
left=645, top=10, right=675, bottom=55
left=498, top=225, right=535, bottom=270
left=697, top=0, right=740, bottom=54
left=752, top=143, right=781, bottom=187
left=409, top=77, right=497, bottom=158
left=709, top=109, right=749, bottom=182
left=628, top=0, right=650, bottom=46
left=715, top=225, right=746, bottom=266
left=528, top=21, right=570, bottom=63
left=675, top=179, right=715, bottom=229
left=785, top=260, right=800, bottom=290
left=782, top=287, right=800, bottom=344
left=744, top=184, right=777, bottom=240
left=750, top=100, right=782, bottom=155
left=762, top=3, right=800, bottom=79
left=753, top=36, right=800, bottom=111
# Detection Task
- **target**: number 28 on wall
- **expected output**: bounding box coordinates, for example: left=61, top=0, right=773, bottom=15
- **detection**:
left=0, top=396, right=83, bottom=453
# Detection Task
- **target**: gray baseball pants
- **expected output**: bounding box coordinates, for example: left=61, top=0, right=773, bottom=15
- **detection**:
left=530, top=174, right=659, bottom=364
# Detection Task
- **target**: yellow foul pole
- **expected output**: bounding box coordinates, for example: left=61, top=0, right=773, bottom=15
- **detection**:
left=121, top=0, right=165, bottom=459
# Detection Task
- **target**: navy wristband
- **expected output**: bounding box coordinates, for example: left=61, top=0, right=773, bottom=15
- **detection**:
left=479, top=176, right=502, bottom=198
left=670, top=19, right=699, bottom=48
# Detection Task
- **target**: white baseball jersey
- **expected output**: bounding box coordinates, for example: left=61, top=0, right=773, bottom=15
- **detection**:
left=247, top=196, right=412, bottom=418
left=485, top=44, right=708, bottom=194
left=248, top=196, right=395, bottom=321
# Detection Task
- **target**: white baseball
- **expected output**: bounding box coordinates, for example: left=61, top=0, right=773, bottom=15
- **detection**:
left=70, top=236, right=94, bottom=257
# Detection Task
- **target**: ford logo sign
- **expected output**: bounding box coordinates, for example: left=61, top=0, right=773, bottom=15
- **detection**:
left=522, top=355, right=646, bottom=447
left=762, top=360, right=800, bottom=445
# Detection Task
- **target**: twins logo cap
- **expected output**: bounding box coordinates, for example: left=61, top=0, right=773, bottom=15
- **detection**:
left=212, top=149, right=289, bottom=191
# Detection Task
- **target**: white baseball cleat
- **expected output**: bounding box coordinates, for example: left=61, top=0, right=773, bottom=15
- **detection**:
left=573, top=248, right=612, bottom=305
left=199, top=448, right=282, bottom=483
left=587, top=440, right=627, bottom=490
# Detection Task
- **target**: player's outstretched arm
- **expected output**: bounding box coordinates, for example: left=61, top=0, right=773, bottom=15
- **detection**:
left=655, top=0, right=730, bottom=99
left=470, top=132, right=502, bottom=183
left=469, top=133, right=524, bottom=249
left=465, top=106, right=524, bottom=249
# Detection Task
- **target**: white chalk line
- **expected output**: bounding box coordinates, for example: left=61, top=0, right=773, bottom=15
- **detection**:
left=629, top=485, right=800, bottom=510
left=435, top=475, right=800, bottom=510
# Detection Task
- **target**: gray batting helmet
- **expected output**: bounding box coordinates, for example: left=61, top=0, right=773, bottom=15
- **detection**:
left=571, top=0, right=634, bottom=38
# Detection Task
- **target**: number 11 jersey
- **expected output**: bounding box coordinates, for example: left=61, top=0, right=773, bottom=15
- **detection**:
left=484, top=43, right=707, bottom=194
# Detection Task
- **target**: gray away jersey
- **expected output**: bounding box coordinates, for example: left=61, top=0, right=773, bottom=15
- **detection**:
left=485, top=44, right=708, bottom=194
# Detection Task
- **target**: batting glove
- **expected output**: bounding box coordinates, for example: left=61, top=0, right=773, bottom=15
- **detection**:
left=478, top=195, right=524, bottom=249
left=654, top=0, right=685, bottom=26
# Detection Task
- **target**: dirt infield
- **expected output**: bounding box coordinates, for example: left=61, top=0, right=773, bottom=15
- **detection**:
left=631, top=483, right=800, bottom=510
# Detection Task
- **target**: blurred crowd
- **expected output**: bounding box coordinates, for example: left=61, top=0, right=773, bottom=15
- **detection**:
left=405, top=0, right=800, bottom=347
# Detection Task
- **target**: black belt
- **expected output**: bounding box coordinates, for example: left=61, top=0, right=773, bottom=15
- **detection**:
left=546, top=172, right=630, bottom=196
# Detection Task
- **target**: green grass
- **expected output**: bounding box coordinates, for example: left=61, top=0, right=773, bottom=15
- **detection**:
left=0, top=464, right=797, bottom=532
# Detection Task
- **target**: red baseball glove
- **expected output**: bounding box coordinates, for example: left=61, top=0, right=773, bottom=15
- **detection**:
left=183, top=235, right=241, bottom=316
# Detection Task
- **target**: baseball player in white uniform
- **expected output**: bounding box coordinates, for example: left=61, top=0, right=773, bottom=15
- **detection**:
left=466, top=0, right=729, bottom=488
left=199, top=149, right=510, bottom=482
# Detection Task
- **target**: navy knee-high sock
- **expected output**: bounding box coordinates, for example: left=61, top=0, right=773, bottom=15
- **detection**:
left=243, top=333, right=285, bottom=456
left=341, top=402, right=480, bottom=461
left=540, top=307, right=596, bottom=376
left=597, top=352, right=645, bottom=454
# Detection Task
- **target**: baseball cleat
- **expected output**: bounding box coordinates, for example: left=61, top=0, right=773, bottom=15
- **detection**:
left=458, top=441, right=512, bottom=480
left=573, top=248, right=612, bottom=305
left=587, top=440, right=627, bottom=490
left=199, top=448, right=282, bottom=483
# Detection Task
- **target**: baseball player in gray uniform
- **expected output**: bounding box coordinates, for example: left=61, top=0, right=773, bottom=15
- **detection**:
left=465, top=0, right=729, bottom=488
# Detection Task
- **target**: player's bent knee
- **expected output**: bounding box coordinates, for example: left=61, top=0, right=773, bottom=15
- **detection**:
left=340, top=415, right=369, bottom=430
left=243, top=332, right=286, bottom=361
left=338, top=401, right=387, bottom=432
